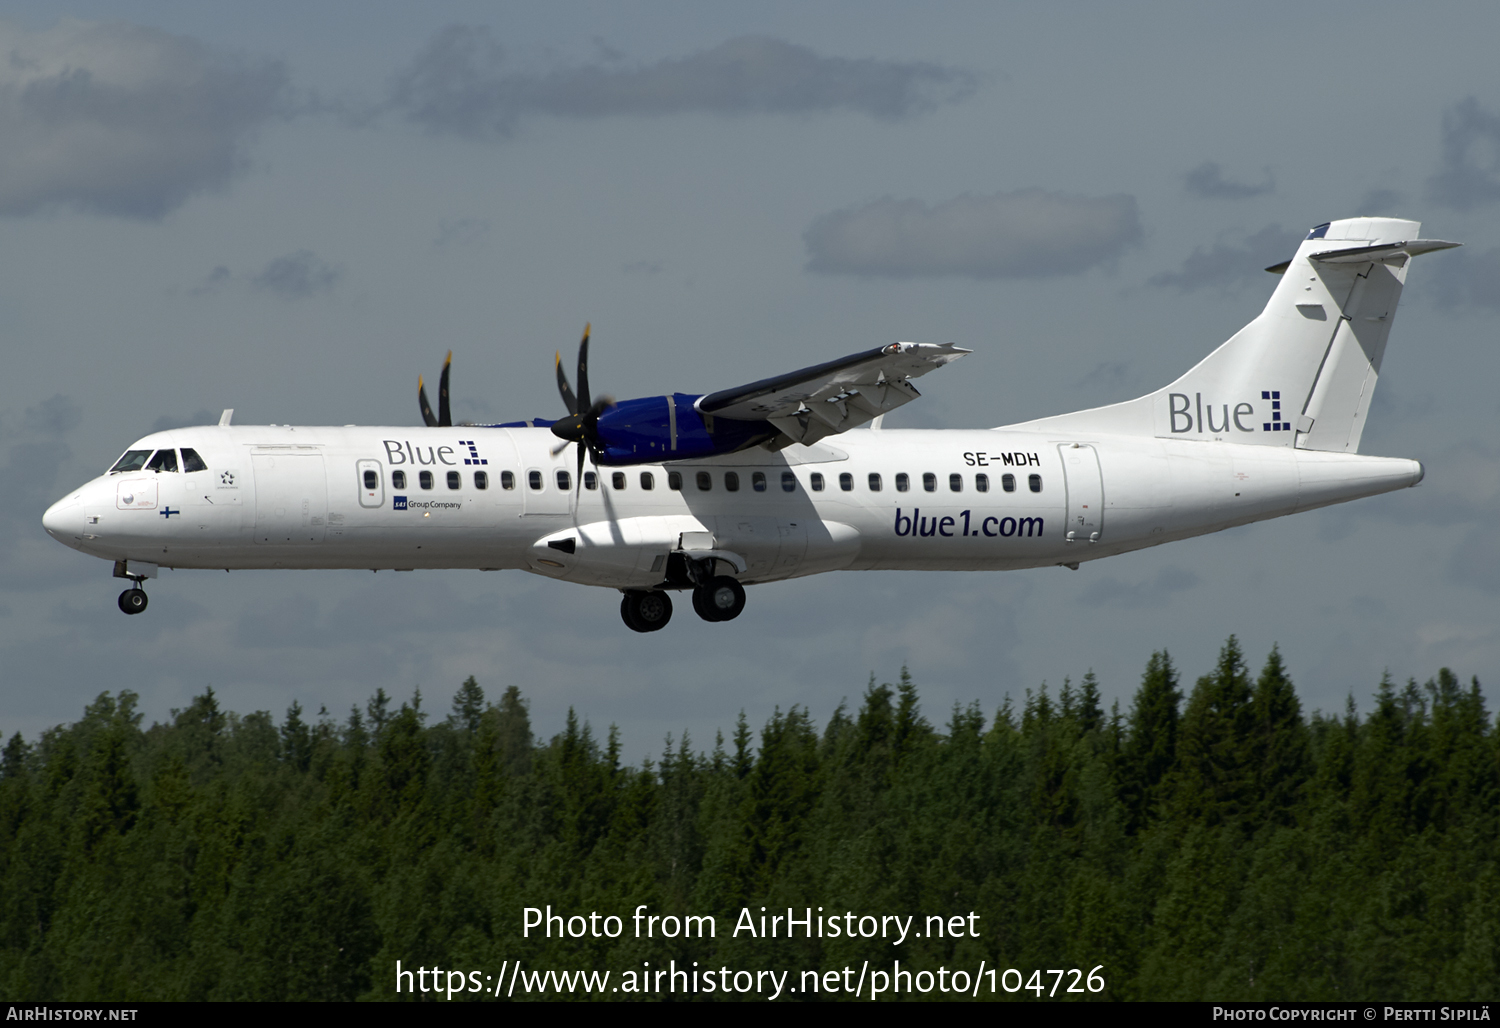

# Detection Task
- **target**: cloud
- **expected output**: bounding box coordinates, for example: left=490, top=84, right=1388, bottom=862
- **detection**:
left=149, top=409, right=218, bottom=433
left=1427, top=96, right=1500, bottom=210
left=251, top=251, right=341, bottom=299
left=433, top=217, right=490, bottom=249
left=1148, top=223, right=1301, bottom=293
left=389, top=27, right=976, bottom=139
left=1183, top=161, right=1274, bottom=200
left=0, top=18, right=289, bottom=219
left=803, top=188, right=1142, bottom=280
left=1076, top=361, right=1130, bottom=390
left=1355, top=187, right=1404, bottom=215
left=0, top=395, right=85, bottom=589
left=1078, top=565, right=1201, bottom=608
left=1427, top=246, right=1500, bottom=312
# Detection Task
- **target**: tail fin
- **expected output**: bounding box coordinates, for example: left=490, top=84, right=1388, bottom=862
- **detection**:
left=1015, top=217, right=1459, bottom=452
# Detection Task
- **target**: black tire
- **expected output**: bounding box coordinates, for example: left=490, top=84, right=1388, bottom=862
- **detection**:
left=118, top=588, right=148, bottom=615
left=696, top=576, right=745, bottom=622
left=691, top=585, right=720, bottom=622
left=621, top=595, right=646, bottom=632
left=634, top=591, right=672, bottom=632
left=622, top=591, right=672, bottom=632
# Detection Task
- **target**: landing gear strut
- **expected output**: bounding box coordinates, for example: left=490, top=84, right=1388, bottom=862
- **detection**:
left=692, top=576, right=746, bottom=622
left=621, top=590, right=672, bottom=633
left=113, top=559, right=150, bottom=615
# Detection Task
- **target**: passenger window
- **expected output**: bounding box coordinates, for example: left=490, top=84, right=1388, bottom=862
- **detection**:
left=950, top=473, right=963, bottom=493
left=1002, top=473, right=1015, bottom=493
left=528, top=470, right=542, bottom=490
left=584, top=471, right=598, bottom=490
left=146, top=449, right=179, bottom=473
left=976, top=473, right=989, bottom=493
left=556, top=470, right=571, bottom=491
left=868, top=473, right=882, bottom=492
left=1029, top=474, right=1043, bottom=493
left=447, top=470, right=461, bottom=490
left=640, top=472, right=654, bottom=490
left=363, top=470, right=379, bottom=490
left=502, top=470, right=515, bottom=490
left=668, top=471, right=683, bottom=491
left=725, top=472, right=740, bottom=492
left=110, top=450, right=153, bottom=474
left=474, top=471, right=488, bottom=490
left=923, top=472, right=936, bottom=492
left=181, top=448, right=208, bottom=473
left=896, top=473, right=909, bottom=492
left=696, top=471, right=712, bottom=491
left=781, top=471, right=796, bottom=492
left=419, top=470, right=434, bottom=490
left=612, top=472, right=626, bottom=490
left=839, top=473, right=853, bottom=491
left=393, top=470, right=407, bottom=489
left=752, top=472, right=766, bottom=492
left=811, top=473, right=824, bottom=492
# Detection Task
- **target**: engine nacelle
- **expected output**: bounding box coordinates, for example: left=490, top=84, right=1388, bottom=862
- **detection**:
left=592, top=393, right=776, bottom=465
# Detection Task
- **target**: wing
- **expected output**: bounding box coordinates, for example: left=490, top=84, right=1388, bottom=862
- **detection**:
left=696, top=341, right=970, bottom=446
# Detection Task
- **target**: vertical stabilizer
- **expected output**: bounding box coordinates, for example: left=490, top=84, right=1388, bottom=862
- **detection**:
left=1011, top=217, right=1458, bottom=452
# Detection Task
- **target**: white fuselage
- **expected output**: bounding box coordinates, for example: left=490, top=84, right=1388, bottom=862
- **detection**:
left=42, top=423, right=1423, bottom=589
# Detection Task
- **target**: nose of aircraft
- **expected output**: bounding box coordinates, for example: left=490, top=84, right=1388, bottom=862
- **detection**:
left=42, top=493, right=79, bottom=541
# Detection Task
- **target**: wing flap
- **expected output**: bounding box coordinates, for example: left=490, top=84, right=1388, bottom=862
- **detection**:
left=698, top=341, right=968, bottom=444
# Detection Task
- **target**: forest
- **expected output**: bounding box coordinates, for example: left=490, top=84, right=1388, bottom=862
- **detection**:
left=1, top=637, right=1496, bottom=1002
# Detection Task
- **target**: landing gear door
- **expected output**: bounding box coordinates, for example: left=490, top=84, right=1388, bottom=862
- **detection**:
left=1059, top=443, right=1103, bottom=544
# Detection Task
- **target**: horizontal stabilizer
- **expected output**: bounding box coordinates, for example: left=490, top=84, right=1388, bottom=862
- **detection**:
left=1310, top=239, right=1461, bottom=264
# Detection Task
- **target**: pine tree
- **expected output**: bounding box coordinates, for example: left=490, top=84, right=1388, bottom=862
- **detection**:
left=280, top=701, right=311, bottom=773
left=1172, top=637, right=1256, bottom=828
left=1250, top=646, right=1309, bottom=826
left=1119, top=650, right=1182, bottom=833
left=449, top=676, right=485, bottom=736
left=1078, top=671, right=1104, bottom=735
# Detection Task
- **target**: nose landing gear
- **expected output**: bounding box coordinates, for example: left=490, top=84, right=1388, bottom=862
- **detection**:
left=112, top=559, right=153, bottom=615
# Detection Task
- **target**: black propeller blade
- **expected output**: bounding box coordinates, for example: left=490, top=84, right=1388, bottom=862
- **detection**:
left=550, top=324, right=613, bottom=483
left=419, top=351, right=453, bottom=427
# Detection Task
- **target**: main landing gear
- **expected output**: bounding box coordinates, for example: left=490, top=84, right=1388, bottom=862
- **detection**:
left=621, top=590, right=672, bottom=633
left=620, top=554, right=750, bottom=632
left=692, top=576, right=746, bottom=623
left=618, top=576, right=748, bottom=632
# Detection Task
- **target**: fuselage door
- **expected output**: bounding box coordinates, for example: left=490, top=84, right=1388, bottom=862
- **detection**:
left=775, top=520, right=808, bottom=575
left=253, top=453, right=328, bottom=544
left=1059, top=443, right=1104, bottom=543
left=356, top=458, right=384, bottom=509
left=523, top=466, right=572, bottom=516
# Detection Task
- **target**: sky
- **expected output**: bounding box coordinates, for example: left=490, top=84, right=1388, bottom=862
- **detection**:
left=3, top=2, right=1499, bottom=760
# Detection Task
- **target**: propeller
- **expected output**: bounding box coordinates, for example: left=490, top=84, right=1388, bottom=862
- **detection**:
left=418, top=351, right=453, bottom=427
left=550, top=324, right=613, bottom=487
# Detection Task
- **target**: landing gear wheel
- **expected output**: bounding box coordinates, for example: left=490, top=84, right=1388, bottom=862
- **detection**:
left=621, top=590, right=672, bottom=633
left=118, top=588, right=148, bottom=615
left=692, top=576, right=745, bottom=622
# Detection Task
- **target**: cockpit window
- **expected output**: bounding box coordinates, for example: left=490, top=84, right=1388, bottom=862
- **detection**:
left=146, top=449, right=179, bottom=473
left=110, top=450, right=153, bottom=474
left=181, top=448, right=208, bottom=472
